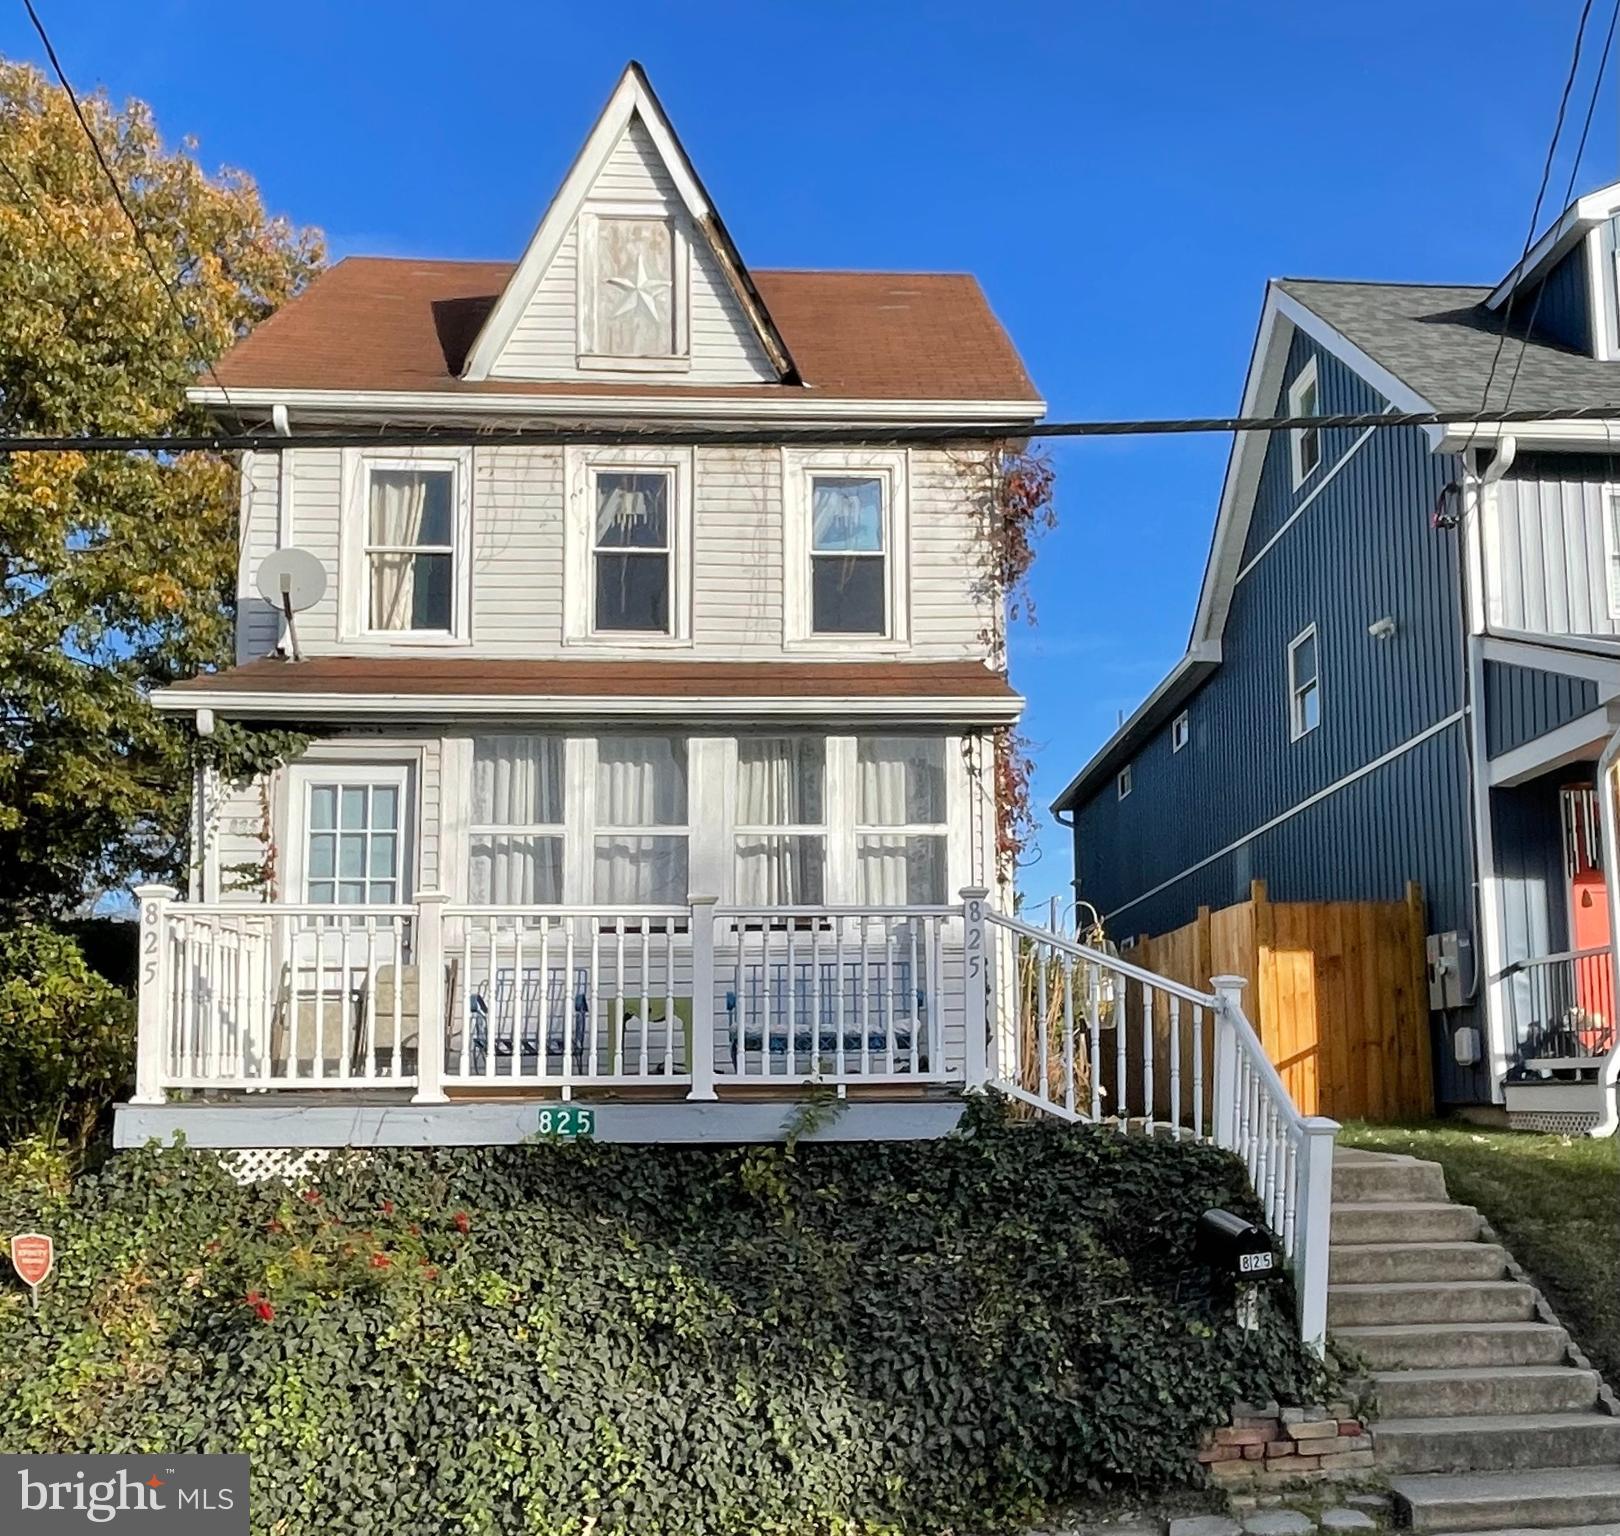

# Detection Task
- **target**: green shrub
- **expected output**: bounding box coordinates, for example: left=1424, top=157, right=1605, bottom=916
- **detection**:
left=0, top=1100, right=1325, bottom=1535
left=0, top=924, right=133, bottom=1145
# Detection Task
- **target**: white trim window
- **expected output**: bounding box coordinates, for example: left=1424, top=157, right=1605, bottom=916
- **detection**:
left=1117, top=764, right=1132, bottom=800
left=564, top=448, right=692, bottom=645
left=340, top=451, right=472, bottom=643
left=1171, top=711, right=1190, bottom=754
left=782, top=448, right=910, bottom=647
left=1288, top=358, right=1322, bottom=488
left=854, top=736, right=947, bottom=903
left=1605, top=487, right=1620, bottom=619
left=593, top=735, right=689, bottom=903
left=287, top=765, right=412, bottom=906
left=734, top=736, right=826, bottom=903
left=469, top=734, right=565, bottom=904
left=577, top=206, right=690, bottom=371
left=1288, top=624, right=1321, bottom=740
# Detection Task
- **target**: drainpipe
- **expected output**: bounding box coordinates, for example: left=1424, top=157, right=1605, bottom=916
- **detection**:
left=1462, top=437, right=1516, bottom=1099
left=1591, top=721, right=1620, bottom=1137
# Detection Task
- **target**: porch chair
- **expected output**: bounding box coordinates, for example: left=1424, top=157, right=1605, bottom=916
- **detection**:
left=725, top=959, right=928, bottom=1072
left=464, top=966, right=592, bottom=1075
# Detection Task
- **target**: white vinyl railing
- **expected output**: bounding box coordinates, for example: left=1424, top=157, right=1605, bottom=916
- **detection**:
left=715, top=906, right=953, bottom=1083
left=981, top=907, right=1338, bottom=1354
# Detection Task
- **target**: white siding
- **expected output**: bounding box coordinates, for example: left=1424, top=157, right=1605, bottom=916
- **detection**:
left=244, top=445, right=996, bottom=661
left=236, top=451, right=283, bottom=663
left=1489, top=471, right=1620, bottom=640
left=488, top=118, right=776, bottom=385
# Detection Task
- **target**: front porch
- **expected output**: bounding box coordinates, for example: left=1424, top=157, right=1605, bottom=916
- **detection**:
left=120, top=887, right=984, bottom=1148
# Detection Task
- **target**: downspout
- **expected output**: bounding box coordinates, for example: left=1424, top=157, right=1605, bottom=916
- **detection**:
left=1591, top=719, right=1620, bottom=1137
left=1462, top=437, right=1516, bottom=1099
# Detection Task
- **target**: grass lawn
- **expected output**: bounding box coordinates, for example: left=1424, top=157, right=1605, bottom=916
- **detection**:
left=1338, top=1121, right=1620, bottom=1386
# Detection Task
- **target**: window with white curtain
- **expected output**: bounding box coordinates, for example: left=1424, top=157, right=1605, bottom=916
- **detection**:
left=469, top=735, right=565, bottom=904
left=365, top=466, right=456, bottom=632
left=734, top=737, right=825, bottom=903
left=593, top=470, right=672, bottom=632
left=594, top=736, right=689, bottom=903
left=811, top=475, right=887, bottom=634
left=855, top=736, right=948, bottom=904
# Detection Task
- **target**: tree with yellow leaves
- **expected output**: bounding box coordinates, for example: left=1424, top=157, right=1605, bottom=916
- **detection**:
left=0, top=59, right=322, bottom=917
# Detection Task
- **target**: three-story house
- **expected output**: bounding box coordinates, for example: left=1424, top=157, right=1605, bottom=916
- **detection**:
left=117, top=63, right=1045, bottom=1151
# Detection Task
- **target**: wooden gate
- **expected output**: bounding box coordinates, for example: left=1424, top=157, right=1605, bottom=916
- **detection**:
left=1130, top=880, right=1432, bottom=1122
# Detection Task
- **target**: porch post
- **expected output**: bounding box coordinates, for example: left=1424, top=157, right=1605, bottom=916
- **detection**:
left=132, top=884, right=177, bottom=1105
left=960, top=887, right=991, bottom=1089
left=412, top=892, right=449, bottom=1105
left=687, top=895, right=719, bottom=1101
left=1210, top=974, right=1246, bottom=1151
left=1292, top=1114, right=1341, bottom=1356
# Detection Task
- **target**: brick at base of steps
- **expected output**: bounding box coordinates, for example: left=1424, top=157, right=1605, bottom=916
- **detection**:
left=1391, top=1465, right=1620, bottom=1532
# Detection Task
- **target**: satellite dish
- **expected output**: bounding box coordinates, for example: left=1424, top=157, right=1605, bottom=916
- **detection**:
left=255, top=547, right=326, bottom=661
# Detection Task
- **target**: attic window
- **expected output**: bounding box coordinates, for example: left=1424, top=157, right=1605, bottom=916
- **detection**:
left=580, top=212, right=688, bottom=369
left=1288, top=359, right=1322, bottom=487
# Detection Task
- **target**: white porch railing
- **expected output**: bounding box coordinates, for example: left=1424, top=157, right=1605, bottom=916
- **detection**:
left=981, top=907, right=1339, bottom=1355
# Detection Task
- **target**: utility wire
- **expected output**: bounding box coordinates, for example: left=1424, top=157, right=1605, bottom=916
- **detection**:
left=0, top=401, right=1611, bottom=454
left=1501, top=0, right=1620, bottom=413
left=20, top=0, right=242, bottom=417
left=1474, top=0, right=1596, bottom=429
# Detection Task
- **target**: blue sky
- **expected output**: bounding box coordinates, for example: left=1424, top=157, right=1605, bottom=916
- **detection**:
left=2, top=1, right=1608, bottom=912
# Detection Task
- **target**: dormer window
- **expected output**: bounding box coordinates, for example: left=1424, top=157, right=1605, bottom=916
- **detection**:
left=1288, top=359, right=1322, bottom=488
left=579, top=210, right=689, bottom=369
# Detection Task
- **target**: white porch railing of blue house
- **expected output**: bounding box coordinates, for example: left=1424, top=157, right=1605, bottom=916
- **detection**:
left=132, top=884, right=1335, bottom=1349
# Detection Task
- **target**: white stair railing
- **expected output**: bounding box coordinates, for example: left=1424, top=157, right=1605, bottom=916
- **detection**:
left=976, top=907, right=1338, bottom=1354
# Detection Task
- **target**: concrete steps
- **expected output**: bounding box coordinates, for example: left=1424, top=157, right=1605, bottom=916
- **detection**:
left=1327, top=1147, right=1619, bottom=1529
left=1335, top=1322, right=1572, bottom=1371
left=1329, top=1240, right=1508, bottom=1285
left=1391, top=1466, right=1620, bottom=1531
left=1373, top=1366, right=1600, bottom=1419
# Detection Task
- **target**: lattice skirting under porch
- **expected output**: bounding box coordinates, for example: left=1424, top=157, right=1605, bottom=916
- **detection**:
left=1505, top=1108, right=1600, bottom=1135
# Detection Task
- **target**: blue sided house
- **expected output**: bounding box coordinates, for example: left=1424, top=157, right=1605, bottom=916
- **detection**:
left=1053, top=181, right=1620, bottom=1132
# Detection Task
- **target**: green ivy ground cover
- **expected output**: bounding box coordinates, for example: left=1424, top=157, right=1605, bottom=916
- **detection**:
left=0, top=1101, right=1325, bottom=1536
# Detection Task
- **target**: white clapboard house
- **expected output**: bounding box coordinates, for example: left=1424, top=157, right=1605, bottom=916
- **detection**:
left=119, top=72, right=1339, bottom=1353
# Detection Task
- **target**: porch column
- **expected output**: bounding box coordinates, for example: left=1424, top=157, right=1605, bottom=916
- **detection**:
left=132, top=884, right=177, bottom=1105
left=1210, top=974, right=1247, bottom=1151
left=412, top=892, right=450, bottom=1104
left=687, top=895, right=719, bottom=1101
left=960, top=887, right=991, bottom=1089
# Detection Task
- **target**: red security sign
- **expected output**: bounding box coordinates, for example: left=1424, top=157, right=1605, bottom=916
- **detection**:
left=10, top=1233, right=53, bottom=1290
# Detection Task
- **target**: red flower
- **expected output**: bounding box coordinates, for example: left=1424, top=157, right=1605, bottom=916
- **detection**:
left=244, top=1290, right=262, bottom=1306
left=302, top=1189, right=320, bottom=1204
left=370, top=1252, right=391, bottom=1270
left=203, top=1240, right=221, bottom=1254
left=408, top=1224, right=420, bottom=1237
left=380, top=1200, right=395, bottom=1216
left=266, top=1219, right=284, bottom=1235
left=253, top=1301, right=275, bottom=1322
left=453, top=1211, right=470, bottom=1234
left=421, top=1265, right=438, bottom=1281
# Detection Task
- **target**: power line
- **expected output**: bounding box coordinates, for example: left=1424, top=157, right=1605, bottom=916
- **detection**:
left=0, top=401, right=1611, bottom=454
left=19, top=0, right=241, bottom=416
left=1474, top=0, right=1597, bottom=429
left=1502, top=0, right=1620, bottom=413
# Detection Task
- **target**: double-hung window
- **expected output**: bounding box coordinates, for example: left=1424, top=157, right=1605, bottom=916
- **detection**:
left=1288, top=624, right=1321, bottom=739
left=783, top=450, right=908, bottom=646
left=593, top=469, right=673, bottom=633
left=1288, top=359, right=1322, bottom=487
left=594, top=736, right=689, bottom=903
left=811, top=475, right=887, bottom=634
left=854, top=736, right=947, bottom=904
left=735, top=737, right=826, bottom=903
left=469, top=735, right=565, bottom=904
left=366, top=465, right=456, bottom=633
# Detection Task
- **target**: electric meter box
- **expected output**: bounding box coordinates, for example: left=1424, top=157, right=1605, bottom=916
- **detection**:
left=1426, top=930, right=1474, bottom=1009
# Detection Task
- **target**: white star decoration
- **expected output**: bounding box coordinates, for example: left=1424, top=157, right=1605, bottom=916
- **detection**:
left=605, top=253, right=671, bottom=321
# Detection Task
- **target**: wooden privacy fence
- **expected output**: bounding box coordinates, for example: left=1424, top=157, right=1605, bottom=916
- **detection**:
left=1128, top=881, right=1433, bottom=1122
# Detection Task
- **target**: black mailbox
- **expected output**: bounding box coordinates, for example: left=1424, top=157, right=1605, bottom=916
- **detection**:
left=1195, top=1208, right=1278, bottom=1280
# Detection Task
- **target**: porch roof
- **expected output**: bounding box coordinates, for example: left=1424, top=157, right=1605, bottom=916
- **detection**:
left=153, top=656, right=1024, bottom=725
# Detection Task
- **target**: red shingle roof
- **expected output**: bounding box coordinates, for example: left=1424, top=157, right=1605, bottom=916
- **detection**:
left=210, top=258, right=1041, bottom=405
